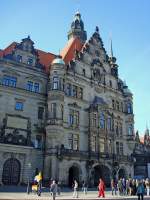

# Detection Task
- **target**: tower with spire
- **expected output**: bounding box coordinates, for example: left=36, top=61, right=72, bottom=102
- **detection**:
left=68, top=11, right=87, bottom=42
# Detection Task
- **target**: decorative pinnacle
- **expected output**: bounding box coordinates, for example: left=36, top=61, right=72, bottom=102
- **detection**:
left=110, top=38, right=113, bottom=58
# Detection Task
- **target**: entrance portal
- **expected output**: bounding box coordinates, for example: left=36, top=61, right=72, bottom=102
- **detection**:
left=68, top=166, right=79, bottom=187
left=93, top=165, right=111, bottom=187
left=2, top=158, right=21, bottom=185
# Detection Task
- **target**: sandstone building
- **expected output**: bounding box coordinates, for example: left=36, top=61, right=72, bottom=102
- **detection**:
left=0, top=12, right=142, bottom=186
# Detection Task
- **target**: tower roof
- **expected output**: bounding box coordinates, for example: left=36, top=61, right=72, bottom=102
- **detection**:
left=68, top=12, right=87, bottom=42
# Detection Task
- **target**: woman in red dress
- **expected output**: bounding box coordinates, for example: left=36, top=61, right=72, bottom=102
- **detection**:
left=98, top=178, right=105, bottom=198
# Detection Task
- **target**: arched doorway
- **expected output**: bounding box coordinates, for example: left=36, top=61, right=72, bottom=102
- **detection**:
left=93, top=165, right=111, bottom=187
left=118, top=168, right=126, bottom=179
left=2, top=158, right=21, bottom=185
left=68, top=166, right=79, bottom=187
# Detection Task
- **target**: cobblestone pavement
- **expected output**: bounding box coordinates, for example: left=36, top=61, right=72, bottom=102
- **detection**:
left=0, top=190, right=150, bottom=200
left=0, top=187, right=150, bottom=200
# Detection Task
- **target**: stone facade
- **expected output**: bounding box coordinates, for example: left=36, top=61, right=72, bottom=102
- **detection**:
left=0, top=12, right=142, bottom=186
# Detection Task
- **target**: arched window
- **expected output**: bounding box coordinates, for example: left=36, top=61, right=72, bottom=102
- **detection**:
left=100, top=112, right=105, bottom=129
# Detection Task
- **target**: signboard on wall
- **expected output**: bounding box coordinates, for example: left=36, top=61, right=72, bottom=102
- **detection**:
left=7, top=116, right=28, bottom=130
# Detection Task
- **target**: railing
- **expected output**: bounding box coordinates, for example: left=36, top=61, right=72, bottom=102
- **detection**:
left=90, top=152, right=133, bottom=162
left=60, top=149, right=88, bottom=158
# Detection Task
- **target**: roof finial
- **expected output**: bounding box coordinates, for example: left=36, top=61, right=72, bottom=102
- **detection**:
left=96, top=26, right=99, bottom=33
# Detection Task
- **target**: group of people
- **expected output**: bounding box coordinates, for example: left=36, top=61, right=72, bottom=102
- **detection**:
left=111, top=178, right=150, bottom=200
left=31, top=173, right=150, bottom=200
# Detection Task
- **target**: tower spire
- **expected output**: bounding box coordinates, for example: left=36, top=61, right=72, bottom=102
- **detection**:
left=68, top=12, right=87, bottom=42
left=110, top=38, right=113, bottom=58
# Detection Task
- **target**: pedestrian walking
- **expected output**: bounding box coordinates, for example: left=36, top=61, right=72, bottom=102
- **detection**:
left=72, top=180, right=79, bottom=198
left=50, top=180, right=57, bottom=200
left=98, top=178, right=105, bottom=198
left=57, top=180, right=61, bottom=195
left=145, top=178, right=150, bottom=196
left=82, top=180, right=88, bottom=195
left=136, top=181, right=145, bottom=200
left=111, top=179, right=117, bottom=195
left=117, top=178, right=123, bottom=196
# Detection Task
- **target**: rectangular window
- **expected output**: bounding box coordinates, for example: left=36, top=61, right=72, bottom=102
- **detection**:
left=15, top=102, right=23, bottom=111
left=91, top=136, right=97, bottom=152
left=26, top=81, right=33, bottom=91
left=51, top=103, right=56, bottom=118
left=116, top=142, right=119, bottom=154
left=27, top=58, right=33, bottom=65
left=108, top=140, right=112, bottom=153
left=34, top=83, right=40, bottom=93
left=38, top=107, right=44, bottom=119
left=74, top=111, right=79, bottom=126
left=107, top=117, right=112, bottom=131
left=68, top=114, right=74, bottom=126
left=53, top=77, right=59, bottom=90
left=66, top=83, right=72, bottom=96
left=112, top=99, right=115, bottom=109
left=116, top=101, right=119, bottom=110
left=100, top=138, right=105, bottom=152
left=72, top=85, right=77, bottom=97
left=68, top=135, right=73, bottom=149
left=93, top=113, right=97, bottom=127
left=68, top=110, right=79, bottom=127
left=78, top=87, right=83, bottom=99
left=73, top=134, right=79, bottom=150
left=2, top=76, right=17, bottom=87
left=16, top=55, right=22, bottom=63
left=128, top=124, right=133, bottom=135
left=120, top=143, right=123, bottom=155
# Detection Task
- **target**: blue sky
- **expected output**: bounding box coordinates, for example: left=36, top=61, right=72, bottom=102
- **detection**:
left=0, top=0, right=150, bottom=134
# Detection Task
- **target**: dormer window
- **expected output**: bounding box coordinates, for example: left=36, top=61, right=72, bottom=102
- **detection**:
left=16, top=55, right=22, bottom=63
left=27, top=58, right=33, bottom=65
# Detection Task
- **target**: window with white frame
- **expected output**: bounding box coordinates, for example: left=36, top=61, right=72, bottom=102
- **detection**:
left=68, top=109, right=79, bottom=127
left=52, top=77, right=59, bottom=90
left=68, top=134, right=79, bottom=150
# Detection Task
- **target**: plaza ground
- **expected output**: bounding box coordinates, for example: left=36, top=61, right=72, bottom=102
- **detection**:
left=0, top=186, right=150, bottom=200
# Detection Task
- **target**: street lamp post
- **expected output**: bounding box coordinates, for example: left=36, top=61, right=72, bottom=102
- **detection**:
left=27, top=162, right=31, bottom=195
